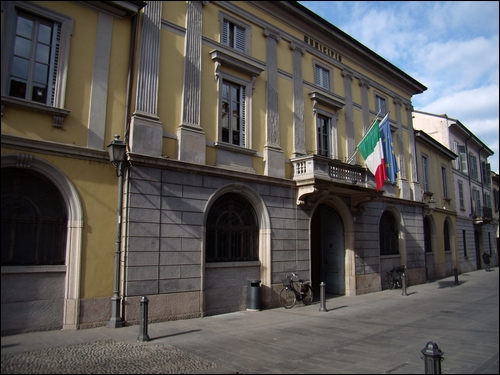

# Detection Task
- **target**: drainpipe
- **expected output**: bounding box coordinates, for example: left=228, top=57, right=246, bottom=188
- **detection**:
left=477, top=144, right=486, bottom=218
left=108, top=7, right=141, bottom=328
left=464, top=133, right=473, bottom=216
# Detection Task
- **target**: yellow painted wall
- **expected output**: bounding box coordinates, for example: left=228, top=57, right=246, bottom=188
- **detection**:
left=1, top=148, right=117, bottom=298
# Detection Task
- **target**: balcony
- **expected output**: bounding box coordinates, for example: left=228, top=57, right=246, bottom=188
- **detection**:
left=291, top=154, right=378, bottom=210
left=292, top=154, right=366, bottom=184
left=473, top=206, right=492, bottom=225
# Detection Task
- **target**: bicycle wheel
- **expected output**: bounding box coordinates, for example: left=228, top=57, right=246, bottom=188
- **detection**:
left=301, top=284, right=313, bottom=305
left=385, top=274, right=396, bottom=290
left=279, top=287, right=296, bottom=309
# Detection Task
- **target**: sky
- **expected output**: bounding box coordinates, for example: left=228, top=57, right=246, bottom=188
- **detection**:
left=298, top=1, right=499, bottom=173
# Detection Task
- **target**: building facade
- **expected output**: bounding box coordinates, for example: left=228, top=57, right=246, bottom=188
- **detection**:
left=414, top=130, right=458, bottom=280
left=412, top=111, right=496, bottom=273
left=3, top=1, right=433, bottom=334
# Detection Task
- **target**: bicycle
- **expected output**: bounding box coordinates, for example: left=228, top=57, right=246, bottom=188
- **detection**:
left=279, top=273, right=313, bottom=309
left=384, top=266, right=405, bottom=290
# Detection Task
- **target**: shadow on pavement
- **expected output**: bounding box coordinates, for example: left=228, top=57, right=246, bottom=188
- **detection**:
left=437, top=280, right=467, bottom=289
left=150, top=329, right=201, bottom=341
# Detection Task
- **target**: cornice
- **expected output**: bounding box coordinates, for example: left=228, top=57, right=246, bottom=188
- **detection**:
left=1, top=134, right=109, bottom=163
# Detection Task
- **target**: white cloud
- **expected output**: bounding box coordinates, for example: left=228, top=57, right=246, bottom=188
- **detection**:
left=299, top=1, right=499, bottom=171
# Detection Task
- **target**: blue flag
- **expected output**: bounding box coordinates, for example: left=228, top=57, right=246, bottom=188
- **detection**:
left=379, top=114, right=399, bottom=184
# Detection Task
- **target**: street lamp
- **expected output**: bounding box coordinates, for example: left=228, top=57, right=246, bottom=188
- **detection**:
left=107, top=134, right=127, bottom=177
left=107, top=135, right=127, bottom=328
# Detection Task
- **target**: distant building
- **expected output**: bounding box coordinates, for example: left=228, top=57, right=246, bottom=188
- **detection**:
left=413, top=111, right=496, bottom=273
left=3, top=1, right=436, bottom=334
left=414, top=129, right=458, bottom=280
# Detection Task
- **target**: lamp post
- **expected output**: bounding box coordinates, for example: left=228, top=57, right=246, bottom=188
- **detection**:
left=423, top=194, right=436, bottom=282
left=107, top=135, right=127, bottom=328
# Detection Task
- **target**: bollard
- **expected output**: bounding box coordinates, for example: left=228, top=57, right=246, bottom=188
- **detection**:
left=401, top=272, right=408, bottom=296
left=453, top=268, right=459, bottom=285
left=138, top=296, right=150, bottom=342
left=319, top=282, right=327, bottom=312
left=421, top=341, right=444, bottom=374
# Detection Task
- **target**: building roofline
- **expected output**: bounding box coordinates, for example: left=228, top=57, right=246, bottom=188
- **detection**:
left=284, top=1, right=427, bottom=94
left=414, top=129, right=458, bottom=161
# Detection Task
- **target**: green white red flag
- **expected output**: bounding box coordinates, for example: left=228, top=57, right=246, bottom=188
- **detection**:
left=358, top=119, right=387, bottom=191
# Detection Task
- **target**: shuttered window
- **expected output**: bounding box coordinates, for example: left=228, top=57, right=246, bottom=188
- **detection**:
left=221, top=81, right=245, bottom=146
left=314, top=65, right=330, bottom=90
left=8, top=12, right=60, bottom=105
left=222, top=19, right=245, bottom=53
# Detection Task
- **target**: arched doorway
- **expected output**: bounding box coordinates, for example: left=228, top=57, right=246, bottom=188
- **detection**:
left=424, top=216, right=434, bottom=280
left=474, top=229, right=481, bottom=270
left=204, top=191, right=261, bottom=316
left=311, top=204, right=345, bottom=295
left=2, top=154, right=83, bottom=334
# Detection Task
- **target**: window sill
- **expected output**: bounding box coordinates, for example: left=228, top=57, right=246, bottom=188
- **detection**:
left=214, top=141, right=257, bottom=156
left=1, top=95, right=70, bottom=128
left=380, top=254, right=400, bottom=258
left=1, top=265, right=66, bottom=274
left=206, top=261, right=261, bottom=268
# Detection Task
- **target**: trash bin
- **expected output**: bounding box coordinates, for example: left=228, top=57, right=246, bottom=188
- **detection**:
left=246, top=279, right=261, bottom=311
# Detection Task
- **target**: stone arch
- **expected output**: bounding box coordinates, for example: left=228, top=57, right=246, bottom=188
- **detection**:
left=380, top=205, right=407, bottom=267
left=310, top=195, right=356, bottom=296
left=1, top=154, right=83, bottom=330
left=202, top=183, right=271, bottom=311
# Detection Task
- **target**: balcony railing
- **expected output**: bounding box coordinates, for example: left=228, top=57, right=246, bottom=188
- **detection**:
left=473, top=206, right=492, bottom=225
left=291, top=154, right=366, bottom=185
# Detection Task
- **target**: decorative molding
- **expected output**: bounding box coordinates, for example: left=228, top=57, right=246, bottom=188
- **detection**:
left=263, top=27, right=282, bottom=42
left=357, top=78, right=371, bottom=89
left=1, top=96, right=70, bottom=128
left=341, top=69, right=354, bottom=80
left=309, top=91, right=345, bottom=113
left=210, top=49, right=264, bottom=78
left=289, top=41, right=305, bottom=55
left=16, top=153, right=34, bottom=168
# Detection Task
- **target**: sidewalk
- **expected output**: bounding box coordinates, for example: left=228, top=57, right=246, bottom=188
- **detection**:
left=2, top=268, right=499, bottom=374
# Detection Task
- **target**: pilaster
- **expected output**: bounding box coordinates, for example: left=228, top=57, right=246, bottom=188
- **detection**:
left=342, top=69, right=355, bottom=163
left=129, top=1, right=163, bottom=156
left=290, top=42, right=306, bottom=157
left=358, top=78, right=371, bottom=134
left=178, top=1, right=206, bottom=164
left=263, top=28, right=285, bottom=178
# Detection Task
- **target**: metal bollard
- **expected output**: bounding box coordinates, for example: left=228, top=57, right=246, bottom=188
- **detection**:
left=319, top=282, right=327, bottom=312
left=421, top=341, right=444, bottom=374
left=401, top=272, right=408, bottom=296
left=138, top=296, right=150, bottom=342
left=453, top=268, right=459, bottom=285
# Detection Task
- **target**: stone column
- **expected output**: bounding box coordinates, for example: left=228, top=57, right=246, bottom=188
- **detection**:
left=263, top=28, right=285, bottom=178
left=178, top=1, right=206, bottom=164
left=290, top=42, right=306, bottom=157
left=394, top=97, right=410, bottom=198
left=406, top=102, right=420, bottom=201
left=342, top=69, right=355, bottom=163
left=129, top=1, right=163, bottom=156
left=358, top=78, right=371, bottom=134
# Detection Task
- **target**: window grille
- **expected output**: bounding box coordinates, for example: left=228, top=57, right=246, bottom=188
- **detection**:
left=206, top=193, right=258, bottom=262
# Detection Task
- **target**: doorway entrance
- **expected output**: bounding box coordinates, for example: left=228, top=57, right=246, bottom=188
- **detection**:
left=311, top=204, right=345, bottom=295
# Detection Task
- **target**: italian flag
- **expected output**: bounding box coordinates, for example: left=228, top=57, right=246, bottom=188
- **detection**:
left=358, top=120, right=387, bottom=191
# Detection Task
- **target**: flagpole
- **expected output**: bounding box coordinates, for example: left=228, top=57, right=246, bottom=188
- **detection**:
left=347, top=110, right=384, bottom=164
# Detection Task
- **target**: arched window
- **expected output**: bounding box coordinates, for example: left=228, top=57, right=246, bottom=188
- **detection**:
left=444, top=221, right=451, bottom=252
left=206, top=193, right=258, bottom=262
left=379, top=211, right=399, bottom=256
left=424, top=217, right=432, bottom=253
left=1, top=168, right=67, bottom=265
